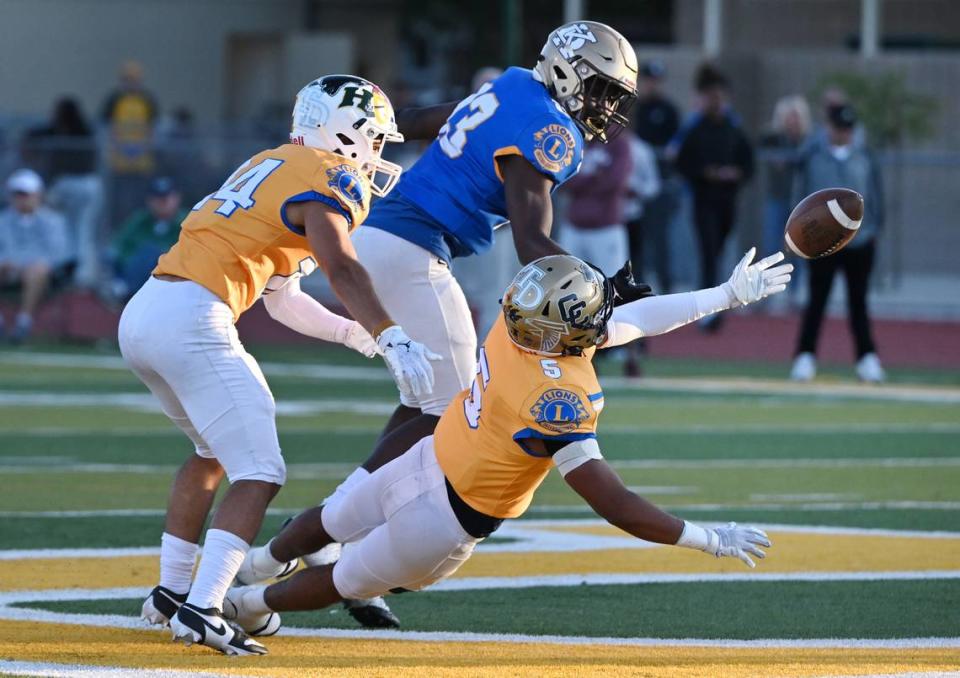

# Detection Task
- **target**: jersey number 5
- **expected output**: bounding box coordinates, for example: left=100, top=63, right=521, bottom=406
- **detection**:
left=193, top=158, right=284, bottom=217
left=463, top=348, right=491, bottom=429
left=439, top=83, right=499, bottom=159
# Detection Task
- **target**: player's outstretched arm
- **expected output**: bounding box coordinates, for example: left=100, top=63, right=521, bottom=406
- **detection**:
left=261, top=278, right=378, bottom=357
left=395, top=102, right=458, bottom=141
left=602, top=247, right=793, bottom=348
left=563, top=455, right=771, bottom=568
left=499, top=155, right=568, bottom=264
left=291, top=201, right=440, bottom=396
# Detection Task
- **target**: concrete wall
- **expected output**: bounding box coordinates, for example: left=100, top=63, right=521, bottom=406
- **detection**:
left=0, top=0, right=354, bottom=122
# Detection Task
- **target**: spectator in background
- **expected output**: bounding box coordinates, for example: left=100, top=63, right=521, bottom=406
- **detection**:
left=630, top=60, right=679, bottom=293
left=560, top=133, right=633, bottom=276
left=23, top=97, right=103, bottom=286
left=102, top=60, right=158, bottom=226
left=760, top=96, right=811, bottom=258
left=790, top=104, right=885, bottom=383
left=676, top=64, right=754, bottom=332
left=109, top=176, right=186, bottom=299
left=0, top=170, right=72, bottom=343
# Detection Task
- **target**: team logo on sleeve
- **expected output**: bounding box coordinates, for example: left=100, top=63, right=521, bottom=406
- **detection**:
left=533, top=125, right=576, bottom=174
left=551, top=23, right=598, bottom=59
left=326, top=164, right=365, bottom=205
left=531, top=389, right=588, bottom=433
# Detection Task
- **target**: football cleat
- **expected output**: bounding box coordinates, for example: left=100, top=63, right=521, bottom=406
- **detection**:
left=170, top=603, right=267, bottom=656
left=235, top=543, right=298, bottom=586
left=344, top=596, right=400, bottom=629
left=223, top=586, right=282, bottom=637
left=141, top=585, right=187, bottom=626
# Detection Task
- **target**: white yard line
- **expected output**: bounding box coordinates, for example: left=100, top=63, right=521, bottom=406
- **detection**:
left=3, top=351, right=959, bottom=403
left=0, top=660, right=247, bottom=678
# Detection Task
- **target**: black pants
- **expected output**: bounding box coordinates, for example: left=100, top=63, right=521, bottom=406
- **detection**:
left=692, top=194, right=737, bottom=289
left=627, top=186, right=676, bottom=292
left=796, top=242, right=877, bottom=359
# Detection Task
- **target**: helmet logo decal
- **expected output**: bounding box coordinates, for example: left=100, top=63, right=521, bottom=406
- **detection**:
left=513, top=266, right=547, bottom=310
left=523, top=317, right=570, bottom=353
left=340, top=87, right=375, bottom=113
left=533, top=124, right=576, bottom=173
left=552, top=23, right=597, bottom=59
left=326, top=164, right=365, bottom=204
left=558, top=293, right=586, bottom=324
left=531, top=389, right=588, bottom=433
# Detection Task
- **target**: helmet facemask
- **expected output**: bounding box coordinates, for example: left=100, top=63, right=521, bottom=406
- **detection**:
left=554, top=58, right=637, bottom=143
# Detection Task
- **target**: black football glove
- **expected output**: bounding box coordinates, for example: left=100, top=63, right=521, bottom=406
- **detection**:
left=607, top=261, right=655, bottom=307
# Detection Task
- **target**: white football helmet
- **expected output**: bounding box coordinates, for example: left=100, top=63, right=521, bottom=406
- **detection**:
left=291, top=75, right=405, bottom=196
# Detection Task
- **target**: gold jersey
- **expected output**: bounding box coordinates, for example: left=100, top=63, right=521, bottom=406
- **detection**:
left=434, top=317, right=604, bottom=519
left=154, top=143, right=370, bottom=320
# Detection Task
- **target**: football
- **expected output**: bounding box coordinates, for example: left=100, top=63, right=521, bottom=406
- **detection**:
left=784, top=188, right=864, bottom=259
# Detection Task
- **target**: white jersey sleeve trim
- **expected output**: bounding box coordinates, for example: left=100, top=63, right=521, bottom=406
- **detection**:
left=603, top=285, right=734, bottom=348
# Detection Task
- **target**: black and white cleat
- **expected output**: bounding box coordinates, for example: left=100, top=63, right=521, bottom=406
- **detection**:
left=223, top=586, right=282, bottom=637
left=170, top=603, right=268, bottom=656
left=344, top=596, right=400, bottom=629
left=141, top=585, right=187, bottom=627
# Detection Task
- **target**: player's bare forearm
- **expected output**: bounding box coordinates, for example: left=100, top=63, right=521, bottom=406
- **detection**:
left=500, top=154, right=568, bottom=264
left=564, top=459, right=685, bottom=545
left=395, top=102, right=458, bottom=141
left=295, top=202, right=394, bottom=336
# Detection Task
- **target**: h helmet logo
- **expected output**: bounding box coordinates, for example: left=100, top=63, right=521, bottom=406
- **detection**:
left=340, top=87, right=374, bottom=113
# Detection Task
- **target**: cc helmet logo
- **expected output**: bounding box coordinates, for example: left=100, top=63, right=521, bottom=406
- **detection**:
left=558, top=293, right=586, bottom=323
left=552, top=23, right=598, bottom=59
left=513, top=267, right=546, bottom=310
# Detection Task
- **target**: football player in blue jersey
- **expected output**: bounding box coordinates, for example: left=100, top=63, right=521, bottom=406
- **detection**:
left=303, top=21, right=650, bottom=627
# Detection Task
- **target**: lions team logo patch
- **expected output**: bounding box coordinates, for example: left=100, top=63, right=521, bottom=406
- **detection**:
left=326, top=164, right=365, bottom=205
left=533, top=124, right=576, bottom=174
left=531, top=388, right=588, bottom=434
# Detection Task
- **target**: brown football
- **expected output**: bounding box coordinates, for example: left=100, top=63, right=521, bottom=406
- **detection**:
left=784, top=188, right=864, bottom=259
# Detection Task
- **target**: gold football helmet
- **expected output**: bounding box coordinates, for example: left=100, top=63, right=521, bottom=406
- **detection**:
left=502, top=255, right=613, bottom=356
left=533, top=21, right=638, bottom=142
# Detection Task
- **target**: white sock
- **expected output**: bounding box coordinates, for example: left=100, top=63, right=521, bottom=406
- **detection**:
left=324, top=467, right=370, bottom=506
left=186, top=529, right=249, bottom=611
left=253, top=537, right=287, bottom=575
left=240, top=586, right=273, bottom=615
left=159, top=532, right=198, bottom=595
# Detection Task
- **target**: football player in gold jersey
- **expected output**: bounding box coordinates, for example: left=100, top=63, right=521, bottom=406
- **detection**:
left=119, top=75, right=443, bottom=655
left=226, top=249, right=792, bottom=633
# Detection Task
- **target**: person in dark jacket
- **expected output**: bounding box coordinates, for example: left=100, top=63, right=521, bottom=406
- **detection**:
left=790, top=104, right=885, bottom=383
left=676, top=64, right=754, bottom=331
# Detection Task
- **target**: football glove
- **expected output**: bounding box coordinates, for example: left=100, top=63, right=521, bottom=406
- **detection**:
left=607, top=261, right=655, bottom=308
left=723, top=248, right=793, bottom=307
left=377, top=326, right=441, bottom=398
left=709, top=522, right=771, bottom=568
left=337, top=321, right=379, bottom=358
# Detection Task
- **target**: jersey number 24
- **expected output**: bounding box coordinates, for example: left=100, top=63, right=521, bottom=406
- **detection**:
left=439, top=83, right=500, bottom=159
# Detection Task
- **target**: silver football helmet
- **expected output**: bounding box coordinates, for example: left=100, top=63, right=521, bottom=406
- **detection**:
left=533, top=21, right=639, bottom=142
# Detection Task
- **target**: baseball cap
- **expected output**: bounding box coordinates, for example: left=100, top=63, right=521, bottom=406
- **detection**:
left=640, top=60, right=666, bottom=79
left=148, top=176, right=176, bottom=197
left=828, top=103, right=857, bottom=129
left=6, top=169, right=44, bottom=195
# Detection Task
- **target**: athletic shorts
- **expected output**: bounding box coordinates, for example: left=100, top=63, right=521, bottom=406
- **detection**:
left=352, top=227, right=477, bottom=416
left=118, top=277, right=285, bottom=485
left=322, top=436, right=479, bottom=599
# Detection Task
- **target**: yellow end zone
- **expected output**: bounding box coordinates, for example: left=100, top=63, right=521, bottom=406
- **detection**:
left=3, top=529, right=956, bottom=591
left=1, top=620, right=958, bottom=678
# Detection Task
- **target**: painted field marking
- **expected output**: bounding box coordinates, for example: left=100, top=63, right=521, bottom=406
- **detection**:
left=0, top=659, right=243, bottom=678
left=3, top=350, right=959, bottom=403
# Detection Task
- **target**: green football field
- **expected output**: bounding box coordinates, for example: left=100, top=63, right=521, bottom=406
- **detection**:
left=0, top=343, right=958, bottom=677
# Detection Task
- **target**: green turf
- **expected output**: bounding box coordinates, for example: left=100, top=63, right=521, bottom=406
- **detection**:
left=21, top=579, right=960, bottom=639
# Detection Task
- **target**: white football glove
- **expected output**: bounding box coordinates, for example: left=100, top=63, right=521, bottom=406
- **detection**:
left=335, top=321, right=379, bottom=358
left=377, top=326, right=442, bottom=398
left=678, top=521, right=771, bottom=568
left=723, top=247, right=794, bottom=307
left=706, top=522, right=771, bottom=568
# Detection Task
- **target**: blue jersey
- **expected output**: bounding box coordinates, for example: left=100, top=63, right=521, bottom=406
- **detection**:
left=367, top=67, right=584, bottom=261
